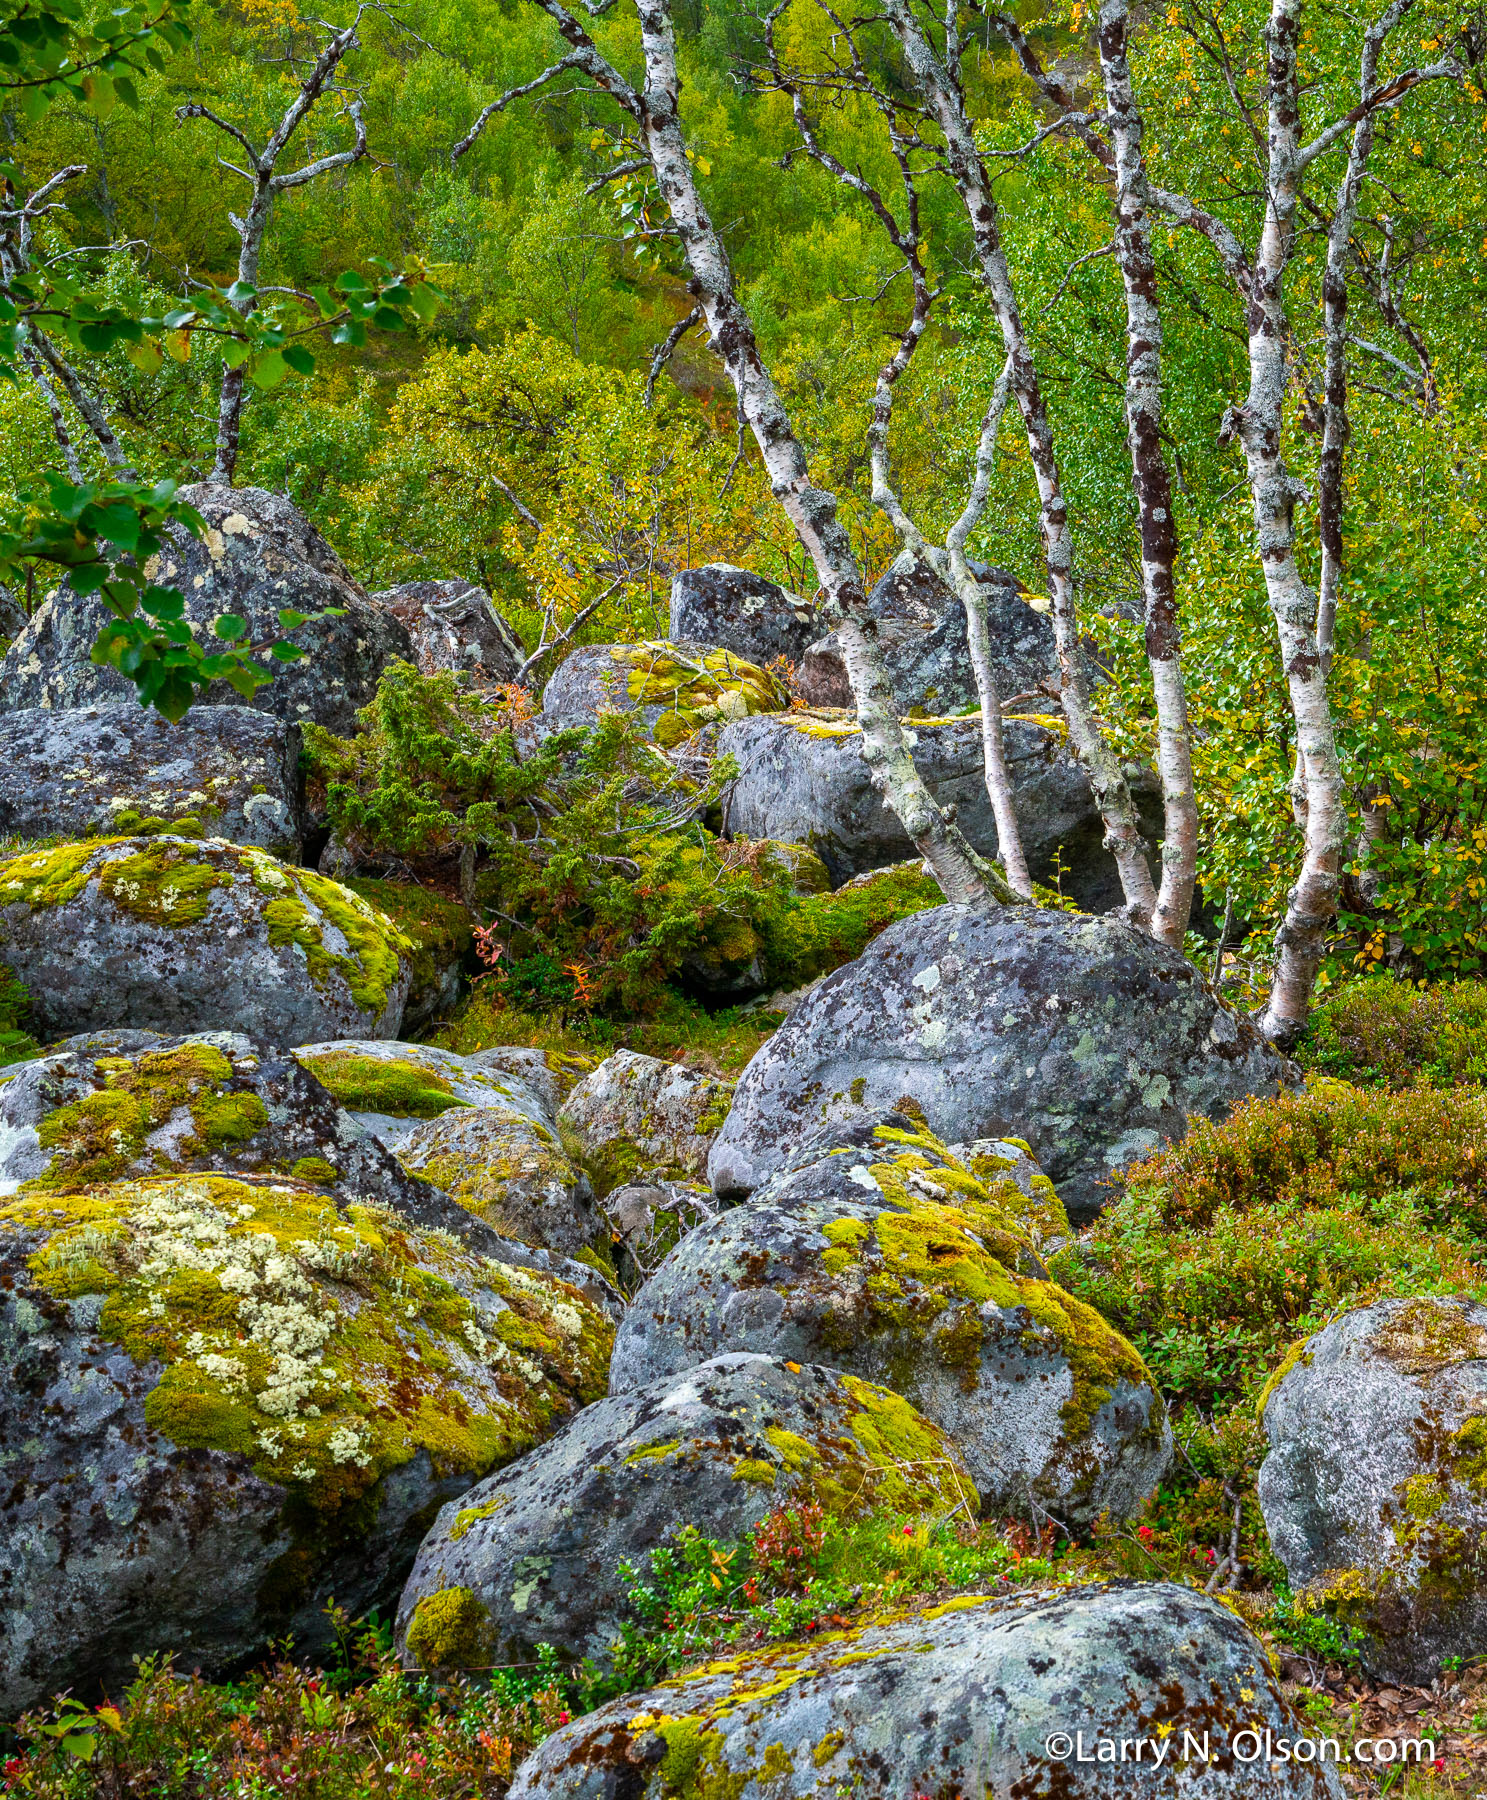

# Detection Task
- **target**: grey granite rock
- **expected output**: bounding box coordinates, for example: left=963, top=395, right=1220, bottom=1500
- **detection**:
left=0, top=485, right=412, bottom=734
left=0, top=1170, right=612, bottom=1714
left=373, top=579, right=526, bottom=684
left=0, top=836, right=412, bottom=1045
left=611, top=1114, right=1169, bottom=1523
left=0, top=703, right=302, bottom=858
left=1259, top=1294, right=1487, bottom=1684
left=668, top=563, right=819, bottom=667
left=708, top=904, right=1295, bottom=1220
left=395, top=1352, right=975, bottom=1669
left=718, top=708, right=1159, bottom=908
left=508, top=1580, right=1341, bottom=1799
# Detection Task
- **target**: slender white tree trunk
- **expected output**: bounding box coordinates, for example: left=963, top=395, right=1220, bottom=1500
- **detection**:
left=1098, top=0, right=1198, bottom=947
left=630, top=0, right=1002, bottom=905
left=881, top=0, right=1159, bottom=923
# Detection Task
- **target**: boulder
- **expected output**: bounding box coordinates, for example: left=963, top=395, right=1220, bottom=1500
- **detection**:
left=373, top=579, right=526, bottom=685
left=395, top=1351, right=975, bottom=1670
left=558, top=1049, right=733, bottom=1193
left=0, top=485, right=412, bottom=734
left=611, top=1115, right=1166, bottom=1523
left=343, top=879, right=474, bottom=1033
left=1259, top=1294, right=1487, bottom=1684
left=796, top=556, right=1057, bottom=715
left=508, top=1580, right=1341, bottom=1800
left=0, top=837, right=414, bottom=1045
left=718, top=709, right=1156, bottom=906
left=536, top=640, right=786, bottom=748
left=0, top=1168, right=613, bottom=1713
left=291, top=1039, right=554, bottom=1152
left=464, top=1045, right=594, bottom=1119
left=708, top=904, right=1295, bottom=1220
left=668, top=564, right=818, bottom=668
left=0, top=704, right=302, bottom=859
left=397, top=1099, right=604, bottom=1262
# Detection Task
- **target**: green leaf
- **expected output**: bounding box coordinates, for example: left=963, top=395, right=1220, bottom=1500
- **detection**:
left=248, top=350, right=288, bottom=390
left=213, top=613, right=247, bottom=640
left=270, top=641, right=306, bottom=662
left=282, top=343, right=315, bottom=376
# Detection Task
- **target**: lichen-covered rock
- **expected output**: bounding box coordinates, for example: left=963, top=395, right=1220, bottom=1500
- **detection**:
left=396, top=1351, right=975, bottom=1670
left=508, top=1580, right=1341, bottom=1800
left=0, top=836, right=414, bottom=1045
left=558, top=1049, right=733, bottom=1194
left=537, top=640, right=787, bottom=748
left=398, top=1103, right=604, bottom=1262
left=292, top=1039, right=554, bottom=1152
left=0, top=485, right=413, bottom=734
left=708, top=905, right=1295, bottom=1220
left=1258, top=1295, right=1487, bottom=1684
left=464, top=1045, right=596, bottom=1118
left=945, top=1134, right=1071, bottom=1251
left=345, top=880, right=474, bottom=1032
left=1, top=1031, right=444, bottom=1212
left=612, top=1116, right=1165, bottom=1523
left=0, top=703, right=303, bottom=858
left=796, top=556, right=1057, bottom=716
left=668, top=564, right=818, bottom=668
left=717, top=708, right=1157, bottom=908
left=372, top=579, right=526, bottom=684
left=0, top=1170, right=613, bottom=1713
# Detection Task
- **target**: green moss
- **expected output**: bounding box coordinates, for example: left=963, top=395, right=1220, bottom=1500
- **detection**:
left=763, top=1427, right=819, bottom=1473
left=1256, top=1338, right=1316, bottom=1418
left=448, top=1496, right=509, bottom=1540
left=404, top=1587, right=494, bottom=1670
left=29, top=1043, right=266, bottom=1190
left=249, top=853, right=412, bottom=1017
left=1454, top=1416, right=1487, bottom=1496
left=347, top=879, right=473, bottom=998
left=625, top=1439, right=683, bottom=1466
left=6, top=1174, right=612, bottom=1516
left=95, top=844, right=226, bottom=927
left=811, top=1731, right=845, bottom=1768
left=840, top=1375, right=980, bottom=1515
left=290, top=1156, right=339, bottom=1185
left=731, top=1458, right=778, bottom=1486
left=298, top=1050, right=471, bottom=1121
left=0, top=839, right=105, bottom=908
left=617, top=644, right=788, bottom=740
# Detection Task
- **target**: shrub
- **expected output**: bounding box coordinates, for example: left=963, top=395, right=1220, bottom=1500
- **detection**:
left=1302, top=975, right=1487, bottom=1089
left=315, top=666, right=945, bottom=1022
left=0, top=965, right=37, bottom=1068
left=1117, top=1081, right=1487, bottom=1234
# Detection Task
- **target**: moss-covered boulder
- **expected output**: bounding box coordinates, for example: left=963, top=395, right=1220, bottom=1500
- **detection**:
left=944, top=1134, right=1070, bottom=1252
left=1258, top=1295, right=1487, bottom=1684
left=558, top=1049, right=733, bottom=1195
left=345, top=880, right=474, bottom=1031
left=399, top=1103, right=604, bottom=1262
left=709, top=903, right=1295, bottom=1220
left=0, top=702, right=303, bottom=859
left=537, top=640, right=787, bottom=748
left=395, top=1351, right=974, bottom=1670
left=0, top=836, right=415, bottom=1045
left=612, top=1117, right=1166, bottom=1524
left=292, top=1039, right=554, bottom=1152
left=0, top=1170, right=612, bottom=1713
left=507, top=1581, right=1339, bottom=1800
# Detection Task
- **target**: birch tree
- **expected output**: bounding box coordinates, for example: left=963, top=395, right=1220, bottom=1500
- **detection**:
left=453, top=0, right=1016, bottom=908
left=1000, top=0, right=1460, bottom=1042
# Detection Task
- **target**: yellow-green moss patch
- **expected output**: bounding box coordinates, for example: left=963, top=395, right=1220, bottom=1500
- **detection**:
left=404, top=1587, right=494, bottom=1670
left=299, top=1050, right=471, bottom=1121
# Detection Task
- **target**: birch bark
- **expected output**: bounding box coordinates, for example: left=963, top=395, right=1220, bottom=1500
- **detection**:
left=880, top=0, right=1160, bottom=923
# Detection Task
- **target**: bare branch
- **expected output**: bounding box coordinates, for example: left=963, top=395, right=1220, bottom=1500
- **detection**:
left=452, top=52, right=590, bottom=163
left=1038, top=239, right=1115, bottom=317
left=273, top=99, right=368, bottom=190
left=584, top=156, right=649, bottom=194
left=643, top=303, right=702, bottom=406
left=174, top=103, right=261, bottom=167
left=1298, top=58, right=1463, bottom=168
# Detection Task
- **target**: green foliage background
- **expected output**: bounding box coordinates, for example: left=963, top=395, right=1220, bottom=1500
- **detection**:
left=5, top=0, right=1487, bottom=977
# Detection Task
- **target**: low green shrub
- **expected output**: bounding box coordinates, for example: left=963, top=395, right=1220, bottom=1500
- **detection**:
left=0, top=966, right=38, bottom=1069
left=1302, top=975, right=1487, bottom=1089
left=1116, top=1081, right=1487, bottom=1234
left=314, top=666, right=945, bottom=1022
